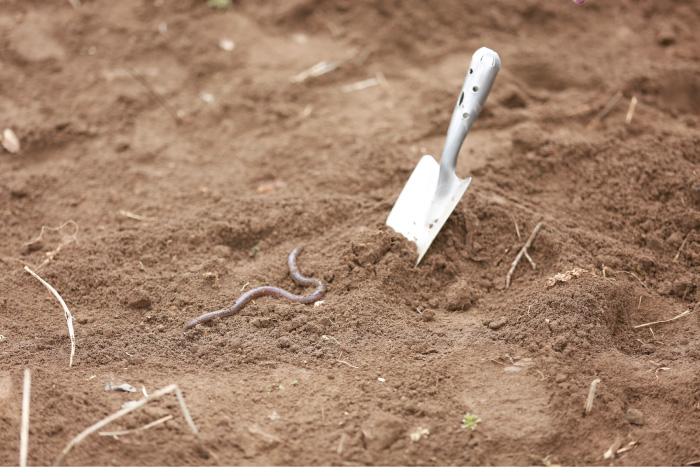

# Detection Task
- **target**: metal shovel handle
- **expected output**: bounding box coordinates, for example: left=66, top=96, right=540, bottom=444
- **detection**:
left=437, top=47, right=501, bottom=194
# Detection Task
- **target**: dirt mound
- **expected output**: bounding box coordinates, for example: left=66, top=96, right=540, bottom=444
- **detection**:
left=498, top=275, right=637, bottom=354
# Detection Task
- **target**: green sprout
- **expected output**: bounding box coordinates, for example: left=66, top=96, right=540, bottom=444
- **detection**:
left=290, top=380, right=299, bottom=386
left=207, top=0, right=232, bottom=10
left=249, top=245, right=260, bottom=257
left=461, top=413, right=481, bottom=431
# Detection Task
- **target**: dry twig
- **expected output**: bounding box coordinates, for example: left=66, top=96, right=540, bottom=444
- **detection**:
left=24, top=266, right=75, bottom=367
left=634, top=308, right=695, bottom=329
left=601, top=266, right=648, bottom=289
left=584, top=377, right=601, bottom=416
left=20, top=369, right=31, bottom=467
left=54, top=384, right=199, bottom=466
left=586, top=91, right=623, bottom=131
left=506, top=221, right=544, bottom=288
left=494, top=247, right=511, bottom=267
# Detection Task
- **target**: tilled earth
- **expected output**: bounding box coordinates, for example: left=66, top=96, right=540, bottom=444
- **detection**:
left=1, top=0, right=700, bottom=465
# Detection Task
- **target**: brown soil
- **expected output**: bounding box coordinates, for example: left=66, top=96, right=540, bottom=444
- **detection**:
left=1, top=0, right=700, bottom=465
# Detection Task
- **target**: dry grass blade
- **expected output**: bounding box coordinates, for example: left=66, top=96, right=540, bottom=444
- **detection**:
left=375, top=71, right=389, bottom=90
left=625, top=96, right=638, bottom=124
left=673, top=230, right=693, bottom=263
left=290, top=61, right=338, bottom=83
left=25, top=220, right=79, bottom=247
left=634, top=308, right=694, bottom=329
left=616, top=441, right=637, bottom=454
left=584, top=378, right=601, bottom=416
left=98, top=415, right=173, bottom=437
left=586, top=90, right=622, bottom=131
left=248, top=424, right=283, bottom=444
left=54, top=384, right=200, bottom=466
left=118, top=210, right=157, bottom=222
left=24, top=266, right=75, bottom=367
left=339, top=77, right=379, bottom=93
left=510, top=214, right=521, bottom=240
left=25, top=220, right=79, bottom=270
left=129, top=69, right=182, bottom=124
left=20, top=369, right=31, bottom=467
left=603, top=439, right=622, bottom=460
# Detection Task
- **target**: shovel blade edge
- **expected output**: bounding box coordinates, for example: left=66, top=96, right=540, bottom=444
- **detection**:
left=386, top=155, right=471, bottom=265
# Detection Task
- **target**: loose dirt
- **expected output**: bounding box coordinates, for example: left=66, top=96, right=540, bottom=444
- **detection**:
left=1, top=0, right=699, bottom=465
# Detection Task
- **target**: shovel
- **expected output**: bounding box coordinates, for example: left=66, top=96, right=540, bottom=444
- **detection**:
left=386, top=47, right=501, bottom=265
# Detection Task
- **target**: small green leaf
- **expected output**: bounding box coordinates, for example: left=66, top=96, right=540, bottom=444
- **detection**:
left=207, top=0, right=232, bottom=11
left=249, top=245, right=260, bottom=257
left=290, top=380, right=299, bottom=386
left=461, top=413, right=481, bottom=431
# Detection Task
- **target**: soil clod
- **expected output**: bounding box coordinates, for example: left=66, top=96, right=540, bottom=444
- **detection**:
left=626, top=408, right=644, bottom=426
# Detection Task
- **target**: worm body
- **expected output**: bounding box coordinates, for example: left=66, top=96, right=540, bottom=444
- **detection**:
left=185, top=246, right=325, bottom=329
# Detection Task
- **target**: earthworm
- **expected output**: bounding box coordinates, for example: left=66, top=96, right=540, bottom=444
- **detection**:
left=185, top=246, right=325, bottom=329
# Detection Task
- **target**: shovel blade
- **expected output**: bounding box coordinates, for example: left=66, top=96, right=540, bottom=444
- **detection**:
left=387, top=155, right=471, bottom=265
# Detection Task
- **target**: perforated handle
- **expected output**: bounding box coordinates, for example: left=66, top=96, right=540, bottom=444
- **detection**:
left=437, top=47, right=501, bottom=195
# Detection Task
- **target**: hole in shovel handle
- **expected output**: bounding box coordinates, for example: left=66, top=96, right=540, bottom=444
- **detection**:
left=472, top=85, right=479, bottom=92
left=458, top=91, right=464, bottom=106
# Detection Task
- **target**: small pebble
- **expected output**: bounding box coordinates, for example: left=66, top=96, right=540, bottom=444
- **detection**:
left=219, top=38, right=235, bottom=51
left=626, top=408, right=644, bottom=426
left=199, top=92, right=215, bottom=104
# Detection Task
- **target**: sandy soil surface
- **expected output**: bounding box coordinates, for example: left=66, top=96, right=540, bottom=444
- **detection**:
left=1, top=0, right=700, bottom=465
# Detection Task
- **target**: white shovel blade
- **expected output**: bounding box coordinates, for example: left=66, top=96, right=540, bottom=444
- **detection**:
left=386, top=155, right=471, bottom=265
